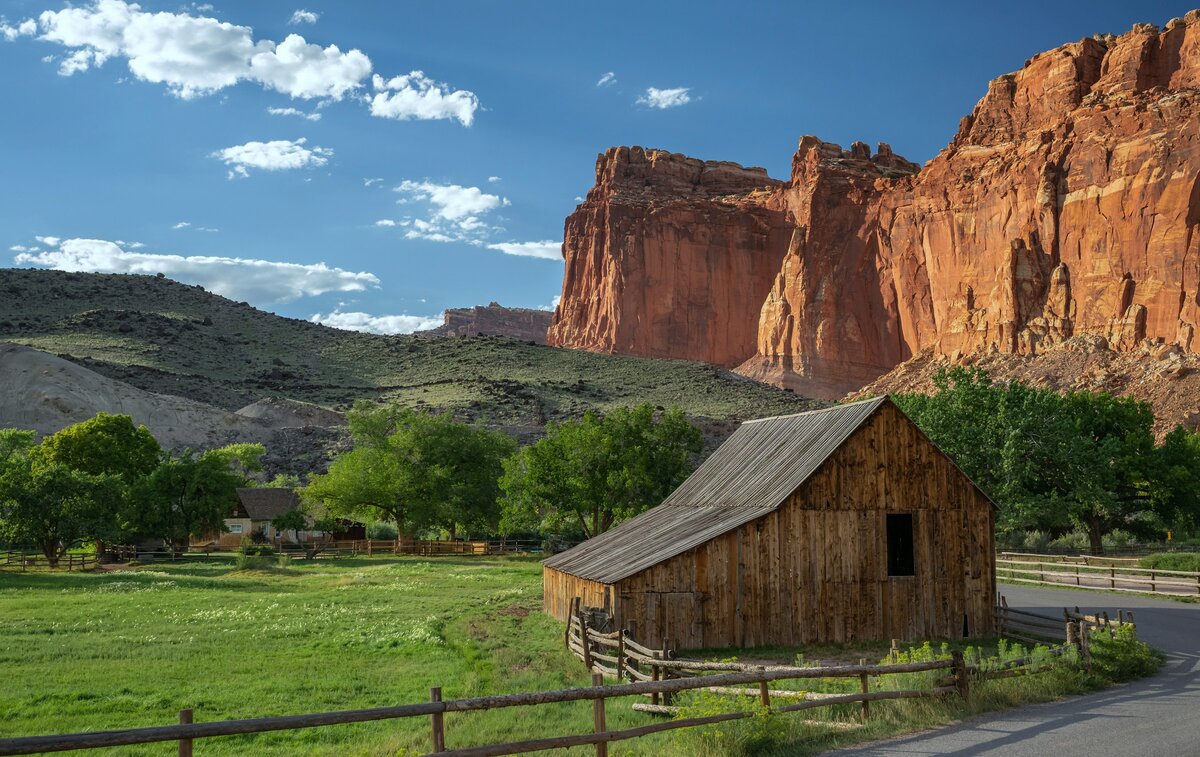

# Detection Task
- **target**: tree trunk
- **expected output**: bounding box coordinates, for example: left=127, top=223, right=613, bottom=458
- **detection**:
left=1086, top=519, right=1105, bottom=556
left=41, top=539, right=59, bottom=567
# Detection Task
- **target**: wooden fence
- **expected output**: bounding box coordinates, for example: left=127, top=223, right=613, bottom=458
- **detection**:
left=0, top=598, right=1138, bottom=756
left=997, top=554, right=1200, bottom=596
left=0, top=552, right=96, bottom=572
left=0, top=656, right=965, bottom=756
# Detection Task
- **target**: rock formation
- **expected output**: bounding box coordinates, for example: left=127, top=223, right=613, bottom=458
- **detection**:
left=550, top=12, right=1200, bottom=400
left=417, top=302, right=553, bottom=343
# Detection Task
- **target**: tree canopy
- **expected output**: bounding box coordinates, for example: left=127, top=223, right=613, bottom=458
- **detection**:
left=896, top=367, right=1200, bottom=553
left=34, top=413, right=161, bottom=482
left=498, top=404, right=702, bottom=538
left=303, top=403, right=516, bottom=538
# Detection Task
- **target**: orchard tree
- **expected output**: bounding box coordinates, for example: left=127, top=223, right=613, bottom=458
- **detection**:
left=498, top=404, right=702, bottom=538
left=303, top=403, right=515, bottom=538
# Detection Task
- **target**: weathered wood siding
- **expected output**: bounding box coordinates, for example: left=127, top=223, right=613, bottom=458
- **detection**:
left=606, top=403, right=995, bottom=649
left=544, top=566, right=610, bottom=621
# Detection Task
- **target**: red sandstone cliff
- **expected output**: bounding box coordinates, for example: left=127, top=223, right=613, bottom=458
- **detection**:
left=417, top=302, right=552, bottom=343
left=549, top=11, right=1200, bottom=402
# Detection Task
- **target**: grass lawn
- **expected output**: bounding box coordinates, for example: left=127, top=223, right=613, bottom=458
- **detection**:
left=0, top=557, right=1161, bottom=756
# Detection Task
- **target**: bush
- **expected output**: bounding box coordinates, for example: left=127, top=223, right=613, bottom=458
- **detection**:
left=276, top=554, right=292, bottom=569
left=234, top=553, right=271, bottom=571
left=1139, top=552, right=1200, bottom=572
left=1088, top=625, right=1163, bottom=681
left=238, top=536, right=275, bottom=557
left=367, top=521, right=398, bottom=540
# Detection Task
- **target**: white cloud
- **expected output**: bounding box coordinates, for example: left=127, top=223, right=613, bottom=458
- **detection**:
left=288, top=9, right=319, bottom=25
left=596, top=71, right=615, bottom=87
left=249, top=34, right=369, bottom=100
left=14, top=237, right=379, bottom=304
left=11, top=3, right=481, bottom=125
left=268, top=105, right=321, bottom=121
left=390, top=180, right=508, bottom=244
left=35, top=235, right=61, bottom=246
left=172, top=221, right=192, bottom=229
left=487, top=176, right=501, bottom=183
left=637, top=86, right=691, bottom=109
left=310, top=309, right=441, bottom=335
left=20, top=2, right=370, bottom=103
left=369, top=71, right=479, bottom=126
left=486, top=241, right=562, bottom=261
left=374, top=219, right=397, bottom=227
left=1, top=18, right=36, bottom=41
left=211, top=137, right=331, bottom=177
left=395, top=180, right=504, bottom=221
left=363, top=177, right=383, bottom=187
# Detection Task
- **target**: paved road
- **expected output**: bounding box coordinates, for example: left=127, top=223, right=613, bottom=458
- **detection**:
left=831, top=584, right=1200, bottom=756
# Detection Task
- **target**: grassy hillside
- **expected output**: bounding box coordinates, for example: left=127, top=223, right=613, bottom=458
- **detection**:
left=0, top=269, right=814, bottom=429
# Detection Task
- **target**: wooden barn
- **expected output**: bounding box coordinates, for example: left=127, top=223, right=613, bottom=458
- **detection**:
left=542, top=396, right=996, bottom=649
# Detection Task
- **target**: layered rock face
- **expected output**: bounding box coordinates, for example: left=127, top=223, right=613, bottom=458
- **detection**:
left=417, top=302, right=552, bottom=343
left=550, top=12, right=1200, bottom=399
left=548, top=146, right=790, bottom=366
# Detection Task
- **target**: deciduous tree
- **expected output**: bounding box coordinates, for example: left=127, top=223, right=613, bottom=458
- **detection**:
left=498, top=405, right=702, bottom=537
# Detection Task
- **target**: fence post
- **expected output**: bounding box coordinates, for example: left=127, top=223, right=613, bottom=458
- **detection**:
left=177, top=708, right=193, bottom=757
left=951, top=650, right=969, bottom=704
left=592, top=673, right=608, bottom=757
left=650, top=652, right=661, bottom=706
left=566, top=597, right=580, bottom=649
left=1066, top=620, right=1078, bottom=649
left=429, top=687, right=445, bottom=752
left=858, top=658, right=870, bottom=722
left=662, top=638, right=674, bottom=706
left=1150, top=571, right=1156, bottom=593
left=578, top=610, right=594, bottom=671
left=1110, top=567, right=1115, bottom=589
left=758, top=670, right=771, bottom=710
left=616, top=629, right=626, bottom=682
left=890, top=639, right=899, bottom=664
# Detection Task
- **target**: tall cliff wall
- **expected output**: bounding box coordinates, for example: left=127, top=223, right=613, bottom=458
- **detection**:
left=549, top=12, right=1200, bottom=400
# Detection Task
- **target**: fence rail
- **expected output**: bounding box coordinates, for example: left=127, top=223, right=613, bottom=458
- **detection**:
left=0, top=552, right=96, bottom=572
left=997, top=555, right=1200, bottom=596
left=0, top=595, right=1138, bottom=756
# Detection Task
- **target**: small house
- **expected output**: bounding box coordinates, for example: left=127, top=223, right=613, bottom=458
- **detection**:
left=543, top=397, right=996, bottom=649
left=195, top=488, right=365, bottom=547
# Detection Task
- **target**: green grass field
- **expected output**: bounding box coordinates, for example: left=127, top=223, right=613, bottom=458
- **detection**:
left=0, top=557, right=1160, bottom=756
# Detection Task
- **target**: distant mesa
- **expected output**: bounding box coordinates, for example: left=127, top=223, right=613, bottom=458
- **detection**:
left=549, top=10, right=1200, bottom=430
left=416, top=302, right=552, bottom=344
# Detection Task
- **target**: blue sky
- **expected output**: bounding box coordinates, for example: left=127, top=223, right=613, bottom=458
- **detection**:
left=0, top=0, right=1192, bottom=333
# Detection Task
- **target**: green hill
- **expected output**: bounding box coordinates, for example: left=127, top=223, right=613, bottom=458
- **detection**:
left=0, top=269, right=816, bottom=431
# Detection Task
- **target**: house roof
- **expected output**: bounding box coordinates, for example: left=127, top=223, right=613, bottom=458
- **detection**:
left=543, top=396, right=890, bottom=584
left=235, top=488, right=299, bottom=521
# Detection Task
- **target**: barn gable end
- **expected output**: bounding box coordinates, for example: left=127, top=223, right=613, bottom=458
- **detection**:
left=543, top=397, right=996, bottom=649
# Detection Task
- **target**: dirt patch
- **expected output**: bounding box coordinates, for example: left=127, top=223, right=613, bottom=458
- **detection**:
left=498, top=605, right=531, bottom=619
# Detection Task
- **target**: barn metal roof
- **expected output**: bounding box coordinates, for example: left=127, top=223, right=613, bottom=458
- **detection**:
left=542, top=396, right=888, bottom=584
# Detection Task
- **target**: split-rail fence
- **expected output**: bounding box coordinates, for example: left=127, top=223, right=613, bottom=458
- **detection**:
left=998, top=551, right=1200, bottom=596
left=0, top=597, right=1137, bottom=756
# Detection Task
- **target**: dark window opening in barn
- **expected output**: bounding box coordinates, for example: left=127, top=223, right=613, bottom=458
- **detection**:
left=886, top=514, right=915, bottom=577
left=963, top=613, right=970, bottom=638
